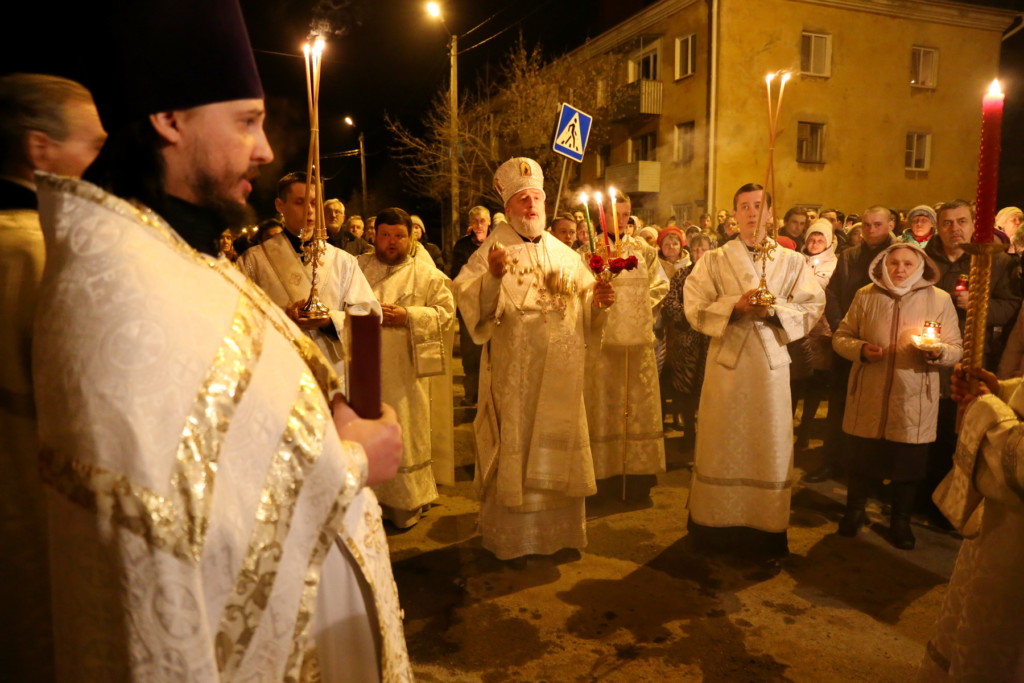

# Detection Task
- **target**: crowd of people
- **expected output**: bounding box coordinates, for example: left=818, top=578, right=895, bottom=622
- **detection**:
left=2, top=0, right=1024, bottom=679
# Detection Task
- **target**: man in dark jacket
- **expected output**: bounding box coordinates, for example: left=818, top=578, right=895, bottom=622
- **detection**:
left=449, top=205, right=491, bottom=405
left=805, top=206, right=897, bottom=483
left=922, top=199, right=1022, bottom=524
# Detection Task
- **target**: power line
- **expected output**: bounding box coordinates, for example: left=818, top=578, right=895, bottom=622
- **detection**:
left=458, top=0, right=559, bottom=55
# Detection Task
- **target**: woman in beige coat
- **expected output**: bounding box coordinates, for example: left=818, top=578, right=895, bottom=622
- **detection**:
left=833, top=243, right=962, bottom=549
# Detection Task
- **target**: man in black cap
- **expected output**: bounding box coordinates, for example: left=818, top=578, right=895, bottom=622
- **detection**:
left=32, top=1, right=411, bottom=680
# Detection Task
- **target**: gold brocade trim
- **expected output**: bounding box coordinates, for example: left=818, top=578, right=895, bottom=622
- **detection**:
left=283, top=455, right=363, bottom=682
left=37, top=174, right=340, bottom=401
left=693, top=469, right=793, bottom=491
left=215, top=372, right=327, bottom=678
left=40, top=295, right=262, bottom=562
left=397, top=459, right=433, bottom=474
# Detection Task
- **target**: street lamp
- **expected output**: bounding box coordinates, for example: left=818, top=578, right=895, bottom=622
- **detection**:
left=427, top=1, right=458, bottom=261
left=344, top=116, right=368, bottom=216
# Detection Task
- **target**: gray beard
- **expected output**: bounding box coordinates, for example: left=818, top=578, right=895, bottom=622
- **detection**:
left=510, top=211, right=546, bottom=239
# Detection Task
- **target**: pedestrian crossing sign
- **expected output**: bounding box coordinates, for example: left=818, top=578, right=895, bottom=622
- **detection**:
left=552, top=103, right=592, bottom=163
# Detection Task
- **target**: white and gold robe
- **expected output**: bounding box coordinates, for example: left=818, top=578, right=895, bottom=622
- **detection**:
left=239, top=233, right=380, bottom=394
left=583, top=236, right=668, bottom=480
left=919, top=378, right=1024, bottom=681
left=684, top=238, right=824, bottom=532
left=33, top=176, right=410, bottom=682
left=357, top=253, right=455, bottom=524
left=455, top=222, right=602, bottom=560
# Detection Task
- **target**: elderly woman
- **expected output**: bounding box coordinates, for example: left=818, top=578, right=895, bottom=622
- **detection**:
left=638, top=225, right=659, bottom=248
left=657, top=226, right=690, bottom=279
left=660, top=233, right=714, bottom=441
left=997, top=206, right=1023, bottom=253
left=832, top=243, right=962, bottom=549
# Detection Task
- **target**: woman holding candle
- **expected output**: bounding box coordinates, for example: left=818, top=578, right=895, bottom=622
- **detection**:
left=832, top=243, right=962, bottom=549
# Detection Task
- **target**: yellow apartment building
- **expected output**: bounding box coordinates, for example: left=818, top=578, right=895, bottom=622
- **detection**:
left=562, top=0, right=1016, bottom=223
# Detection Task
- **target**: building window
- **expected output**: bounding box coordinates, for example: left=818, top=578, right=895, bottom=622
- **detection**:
left=674, top=34, right=697, bottom=80
left=630, top=132, right=657, bottom=162
left=596, top=79, right=608, bottom=109
left=629, top=46, right=659, bottom=83
left=905, top=132, right=931, bottom=170
left=674, top=121, right=695, bottom=163
left=796, top=122, right=825, bottom=163
left=800, top=31, right=831, bottom=77
left=910, top=46, right=938, bottom=88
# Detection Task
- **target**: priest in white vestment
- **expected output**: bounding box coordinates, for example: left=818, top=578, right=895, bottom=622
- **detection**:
left=33, top=3, right=411, bottom=679
left=455, top=157, right=615, bottom=561
left=584, top=193, right=668, bottom=502
left=357, top=208, right=456, bottom=528
left=684, top=183, right=824, bottom=557
left=918, top=366, right=1024, bottom=681
left=239, top=172, right=379, bottom=394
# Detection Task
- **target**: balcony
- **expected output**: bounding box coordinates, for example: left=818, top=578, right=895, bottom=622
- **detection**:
left=606, top=160, right=661, bottom=194
left=611, top=79, right=663, bottom=121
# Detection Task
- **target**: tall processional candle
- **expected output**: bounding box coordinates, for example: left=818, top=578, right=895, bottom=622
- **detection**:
left=579, top=192, right=596, bottom=253
left=348, top=312, right=382, bottom=419
left=609, top=186, right=621, bottom=257
left=975, top=79, right=1004, bottom=243
left=595, top=191, right=610, bottom=254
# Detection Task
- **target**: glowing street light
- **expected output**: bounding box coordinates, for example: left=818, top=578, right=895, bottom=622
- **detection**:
left=344, top=116, right=368, bottom=216
left=427, top=1, right=458, bottom=261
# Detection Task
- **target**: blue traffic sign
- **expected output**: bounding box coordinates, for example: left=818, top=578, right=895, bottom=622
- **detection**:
left=552, top=103, right=593, bottom=163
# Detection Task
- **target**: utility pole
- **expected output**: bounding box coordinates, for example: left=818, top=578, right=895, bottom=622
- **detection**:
left=358, top=131, right=368, bottom=216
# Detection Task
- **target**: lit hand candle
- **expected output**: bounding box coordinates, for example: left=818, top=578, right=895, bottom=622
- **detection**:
left=595, top=191, right=610, bottom=255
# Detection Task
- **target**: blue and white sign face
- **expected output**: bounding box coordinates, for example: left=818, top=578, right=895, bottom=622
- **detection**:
left=552, top=103, right=593, bottom=163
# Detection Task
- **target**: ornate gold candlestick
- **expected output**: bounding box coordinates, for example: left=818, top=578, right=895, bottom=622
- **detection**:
left=298, top=35, right=330, bottom=321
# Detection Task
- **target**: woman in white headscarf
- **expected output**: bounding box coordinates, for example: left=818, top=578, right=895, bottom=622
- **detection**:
left=832, top=244, right=962, bottom=550
left=793, top=219, right=838, bottom=448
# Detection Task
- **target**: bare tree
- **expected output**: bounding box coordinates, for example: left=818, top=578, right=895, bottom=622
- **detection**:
left=386, top=36, right=616, bottom=251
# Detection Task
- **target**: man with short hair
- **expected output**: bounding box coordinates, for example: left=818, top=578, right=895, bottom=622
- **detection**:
left=781, top=207, right=809, bottom=249
left=240, top=171, right=379, bottom=393
left=585, top=192, right=669, bottom=503
left=820, top=208, right=847, bottom=251
left=358, top=208, right=455, bottom=528
left=549, top=212, right=577, bottom=247
left=450, top=204, right=491, bottom=405
left=0, top=71, right=105, bottom=682
left=684, top=183, right=824, bottom=557
left=325, top=196, right=345, bottom=240
left=38, top=3, right=411, bottom=678
left=806, top=205, right=898, bottom=483
left=455, top=157, right=614, bottom=562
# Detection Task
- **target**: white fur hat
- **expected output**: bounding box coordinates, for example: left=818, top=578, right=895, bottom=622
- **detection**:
left=494, top=157, right=545, bottom=205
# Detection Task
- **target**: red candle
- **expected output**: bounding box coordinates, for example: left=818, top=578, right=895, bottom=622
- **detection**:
left=974, top=79, right=1004, bottom=243
left=348, top=312, right=382, bottom=419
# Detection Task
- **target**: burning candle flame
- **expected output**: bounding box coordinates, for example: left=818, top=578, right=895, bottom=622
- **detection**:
left=594, top=191, right=603, bottom=203
left=579, top=192, right=589, bottom=204
left=988, top=79, right=1003, bottom=97
left=765, top=73, right=775, bottom=84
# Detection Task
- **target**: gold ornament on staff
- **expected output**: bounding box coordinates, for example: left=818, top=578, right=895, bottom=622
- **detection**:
left=748, top=71, right=791, bottom=314
left=298, top=35, right=330, bottom=321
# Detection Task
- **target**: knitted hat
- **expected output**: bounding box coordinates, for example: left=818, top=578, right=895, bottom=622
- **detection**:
left=906, top=204, right=937, bottom=225
left=493, top=157, right=545, bottom=205
left=804, top=218, right=834, bottom=248
left=657, top=226, right=685, bottom=249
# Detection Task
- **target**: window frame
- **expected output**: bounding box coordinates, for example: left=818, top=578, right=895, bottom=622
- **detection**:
left=905, top=132, right=931, bottom=171
left=796, top=121, right=826, bottom=164
left=674, top=34, right=697, bottom=80
left=628, top=44, right=660, bottom=84
left=800, top=31, right=832, bottom=78
left=629, top=131, right=658, bottom=163
left=910, top=46, right=938, bottom=89
left=674, top=121, right=695, bottom=163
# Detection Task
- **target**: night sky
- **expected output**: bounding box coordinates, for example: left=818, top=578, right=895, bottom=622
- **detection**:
left=3, top=0, right=1021, bottom=222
